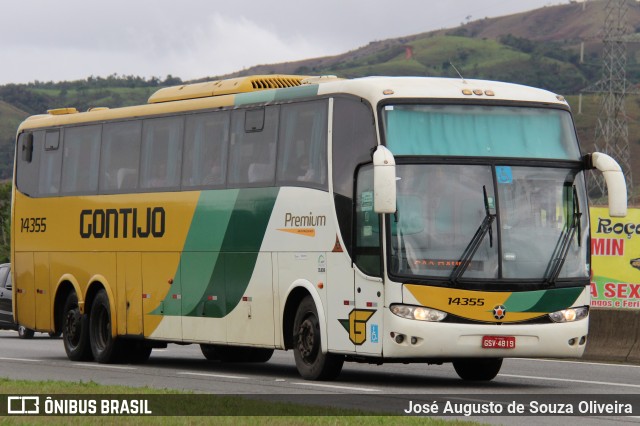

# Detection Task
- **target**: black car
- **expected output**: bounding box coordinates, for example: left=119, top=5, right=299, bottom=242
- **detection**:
left=0, top=263, right=35, bottom=338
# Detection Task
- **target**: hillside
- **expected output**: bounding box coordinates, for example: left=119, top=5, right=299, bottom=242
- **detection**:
left=0, top=101, right=28, bottom=179
left=214, top=1, right=640, bottom=86
left=0, top=0, right=639, bottom=190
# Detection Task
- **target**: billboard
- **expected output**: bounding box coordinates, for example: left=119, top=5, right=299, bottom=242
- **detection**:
left=590, top=207, right=640, bottom=310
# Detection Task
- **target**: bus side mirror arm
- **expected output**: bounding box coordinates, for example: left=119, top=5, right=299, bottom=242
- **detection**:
left=373, top=145, right=397, bottom=214
left=585, top=152, right=628, bottom=217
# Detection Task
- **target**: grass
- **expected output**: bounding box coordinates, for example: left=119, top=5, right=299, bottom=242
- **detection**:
left=0, top=378, right=481, bottom=425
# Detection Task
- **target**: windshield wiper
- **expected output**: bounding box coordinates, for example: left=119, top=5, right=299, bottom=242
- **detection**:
left=450, top=186, right=496, bottom=285
left=544, top=185, right=582, bottom=285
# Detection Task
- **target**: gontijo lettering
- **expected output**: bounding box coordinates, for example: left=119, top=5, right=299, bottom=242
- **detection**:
left=80, top=207, right=165, bottom=239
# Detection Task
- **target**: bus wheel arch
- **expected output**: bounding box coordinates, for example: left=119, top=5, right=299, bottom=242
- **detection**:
left=53, top=280, right=76, bottom=337
left=292, top=295, right=344, bottom=380
left=282, top=283, right=327, bottom=351
left=282, top=287, right=311, bottom=350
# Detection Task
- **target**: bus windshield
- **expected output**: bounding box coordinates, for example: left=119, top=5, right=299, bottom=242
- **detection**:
left=389, top=164, right=589, bottom=284
left=383, top=104, right=581, bottom=160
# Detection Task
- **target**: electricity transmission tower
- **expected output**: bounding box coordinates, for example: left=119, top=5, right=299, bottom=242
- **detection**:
left=587, top=0, right=634, bottom=201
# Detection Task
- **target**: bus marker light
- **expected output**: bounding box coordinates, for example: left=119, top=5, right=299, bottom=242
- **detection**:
left=172, top=294, right=181, bottom=300
left=485, top=90, right=495, bottom=96
left=473, top=89, right=483, bottom=96
left=242, top=296, right=252, bottom=302
left=462, top=89, right=472, bottom=95
left=142, top=294, right=151, bottom=299
left=168, top=278, right=174, bottom=285
left=383, top=89, right=394, bottom=95
left=317, top=282, right=324, bottom=289
left=207, top=295, right=218, bottom=301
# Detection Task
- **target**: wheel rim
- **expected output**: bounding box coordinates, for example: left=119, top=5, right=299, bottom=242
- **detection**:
left=18, top=326, right=25, bottom=336
left=64, top=309, right=82, bottom=348
left=296, top=314, right=319, bottom=364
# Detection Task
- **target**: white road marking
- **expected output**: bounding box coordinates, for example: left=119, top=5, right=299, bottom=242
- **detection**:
left=177, top=372, right=248, bottom=380
left=511, top=358, right=640, bottom=369
left=500, top=373, right=640, bottom=389
left=72, top=363, right=136, bottom=370
left=0, top=357, right=40, bottom=362
left=292, top=382, right=381, bottom=392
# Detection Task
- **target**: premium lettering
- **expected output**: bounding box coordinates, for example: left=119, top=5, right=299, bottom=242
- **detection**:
left=80, top=207, right=165, bottom=239
left=284, top=212, right=326, bottom=227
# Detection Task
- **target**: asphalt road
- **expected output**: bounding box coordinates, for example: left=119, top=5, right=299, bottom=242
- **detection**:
left=1, top=330, right=639, bottom=424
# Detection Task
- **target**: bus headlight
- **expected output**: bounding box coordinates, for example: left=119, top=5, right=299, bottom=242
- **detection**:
left=390, top=304, right=447, bottom=322
left=548, top=306, right=589, bottom=323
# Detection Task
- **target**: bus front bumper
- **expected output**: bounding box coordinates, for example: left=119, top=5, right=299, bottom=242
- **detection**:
left=382, top=309, right=588, bottom=359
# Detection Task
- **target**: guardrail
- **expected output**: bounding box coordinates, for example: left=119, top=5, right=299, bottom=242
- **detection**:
left=583, top=309, right=640, bottom=364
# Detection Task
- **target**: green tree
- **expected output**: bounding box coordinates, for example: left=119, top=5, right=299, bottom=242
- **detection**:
left=0, top=182, right=11, bottom=263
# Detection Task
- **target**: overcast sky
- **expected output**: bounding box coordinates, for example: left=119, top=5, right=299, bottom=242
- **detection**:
left=0, top=0, right=567, bottom=85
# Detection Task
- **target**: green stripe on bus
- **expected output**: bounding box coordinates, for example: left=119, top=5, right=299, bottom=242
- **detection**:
left=504, top=287, right=583, bottom=313
left=152, top=188, right=279, bottom=318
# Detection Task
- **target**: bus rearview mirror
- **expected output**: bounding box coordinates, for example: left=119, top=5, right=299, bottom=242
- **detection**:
left=589, top=152, right=627, bottom=217
left=373, top=145, right=396, bottom=214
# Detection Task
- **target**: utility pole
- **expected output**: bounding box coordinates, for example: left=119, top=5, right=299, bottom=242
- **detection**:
left=586, top=0, right=634, bottom=202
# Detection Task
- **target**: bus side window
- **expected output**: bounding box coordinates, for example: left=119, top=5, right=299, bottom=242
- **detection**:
left=61, top=125, right=101, bottom=194
left=276, top=100, right=328, bottom=189
left=38, top=130, right=62, bottom=196
left=140, top=117, right=184, bottom=190
left=228, top=106, right=278, bottom=187
left=16, top=132, right=41, bottom=197
left=354, top=165, right=381, bottom=277
left=332, top=97, right=377, bottom=257
left=100, top=121, right=142, bottom=193
left=182, top=111, right=229, bottom=188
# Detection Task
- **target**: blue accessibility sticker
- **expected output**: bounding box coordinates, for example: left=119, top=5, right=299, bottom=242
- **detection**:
left=496, top=166, right=513, bottom=184
left=370, top=324, right=379, bottom=343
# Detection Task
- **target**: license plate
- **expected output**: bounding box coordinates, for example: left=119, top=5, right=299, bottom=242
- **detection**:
left=482, top=336, right=516, bottom=349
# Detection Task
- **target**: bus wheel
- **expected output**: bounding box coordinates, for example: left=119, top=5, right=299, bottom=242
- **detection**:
left=89, top=289, right=123, bottom=363
left=62, top=292, right=93, bottom=361
left=200, top=344, right=220, bottom=361
left=17, top=325, right=34, bottom=339
left=453, top=358, right=503, bottom=381
left=293, top=296, right=343, bottom=380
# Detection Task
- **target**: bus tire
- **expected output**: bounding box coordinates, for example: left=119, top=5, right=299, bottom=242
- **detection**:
left=293, top=296, right=343, bottom=380
left=453, top=358, right=503, bottom=381
left=200, top=344, right=220, bottom=361
left=62, top=292, right=93, bottom=361
left=89, top=289, right=124, bottom=363
left=17, top=325, right=34, bottom=339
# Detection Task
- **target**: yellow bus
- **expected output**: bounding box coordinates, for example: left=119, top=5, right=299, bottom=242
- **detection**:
left=12, top=75, right=626, bottom=380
